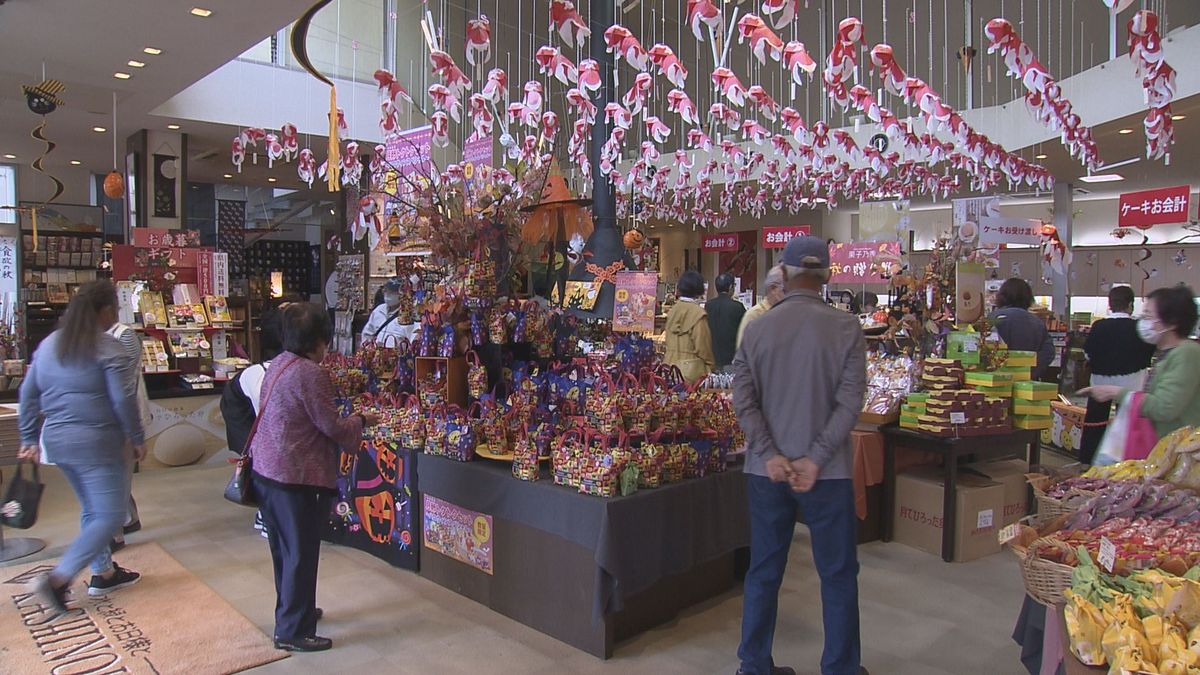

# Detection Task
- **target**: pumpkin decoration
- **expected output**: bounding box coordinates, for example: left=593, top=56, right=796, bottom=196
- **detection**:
left=375, top=443, right=401, bottom=484
left=623, top=228, right=645, bottom=250
left=355, top=490, right=396, bottom=544
left=103, top=170, right=125, bottom=199
left=338, top=447, right=356, bottom=476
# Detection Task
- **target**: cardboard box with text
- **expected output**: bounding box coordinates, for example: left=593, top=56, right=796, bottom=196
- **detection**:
left=893, top=467, right=1004, bottom=562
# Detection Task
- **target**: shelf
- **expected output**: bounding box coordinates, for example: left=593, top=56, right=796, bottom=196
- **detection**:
left=136, top=326, right=229, bottom=333
left=142, top=369, right=182, bottom=375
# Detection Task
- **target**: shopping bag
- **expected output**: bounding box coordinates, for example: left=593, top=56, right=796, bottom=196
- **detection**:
left=1094, top=391, right=1158, bottom=465
left=1, top=462, right=45, bottom=529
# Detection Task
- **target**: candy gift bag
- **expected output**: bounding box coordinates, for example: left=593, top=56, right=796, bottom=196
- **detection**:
left=585, top=374, right=625, bottom=436
left=396, top=394, right=426, bottom=452
left=425, top=406, right=449, bottom=457
left=635, top=430, right=668, bottom=488
left=466, top=350, right=488, bottom=400
left=442, top=404, right=476, bottom=462
left=511, top=425, right=541, bottom=481
left=488, top=305, right=508, bottom=345
left=392, top=338, right=415, bottom=394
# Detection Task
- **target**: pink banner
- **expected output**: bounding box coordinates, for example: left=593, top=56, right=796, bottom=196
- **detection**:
left=828, top=242, right=903, bottom=284
left=422, top=495, right=493, bottom=575
left=385, top=125, right=433, bottom=179
left=612, top=271, right=658, bottom=333
left=463, top=134, right=492, bottom=170
left=196, top=250, right=214, bottom=296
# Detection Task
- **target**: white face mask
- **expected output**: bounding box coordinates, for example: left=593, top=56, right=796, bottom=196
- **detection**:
left=384, top=294, right=401, bottom=310
left=1137, top=317, right=1163, bottom=345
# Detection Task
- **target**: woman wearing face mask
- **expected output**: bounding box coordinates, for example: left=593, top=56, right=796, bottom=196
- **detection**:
left=1080, top=285, right=1200, bottom=439
left=360, top=278, right=417, bottom=347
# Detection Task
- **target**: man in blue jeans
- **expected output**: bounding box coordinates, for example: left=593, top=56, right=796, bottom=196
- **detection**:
left=732, top=236, right=868, bottom=675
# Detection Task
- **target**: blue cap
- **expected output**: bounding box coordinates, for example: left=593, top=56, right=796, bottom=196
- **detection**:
left=780, top=235, right=830, bottom=270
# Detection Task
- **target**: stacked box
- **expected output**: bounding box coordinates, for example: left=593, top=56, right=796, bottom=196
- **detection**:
left=1013, top=400, right=1052, bottom=417
left=971, top=383, right=1013, bottom=398
left=916, top=390, right=1011, bottom=436
left=999, top=366, right=1032, bottom=382
left=900, top=393, right=927, bottom=430
left=999, top=350, right=1037, bottom=368
left=1013, top=381, right=1057, bottom=401
left=921, top=358, right=964, bottom=391
left=1013, top=415, right=1053, bottom=430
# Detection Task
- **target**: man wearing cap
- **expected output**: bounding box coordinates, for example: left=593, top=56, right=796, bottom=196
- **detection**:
left=732, top=235, right=867, bottom=675
left=360, top=278, right=418, bottom=347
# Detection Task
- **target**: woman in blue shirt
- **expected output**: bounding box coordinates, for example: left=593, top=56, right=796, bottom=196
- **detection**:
left=19, top=280, right=146, bottom=615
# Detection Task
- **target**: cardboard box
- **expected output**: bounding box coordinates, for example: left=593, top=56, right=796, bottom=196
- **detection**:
left=970, top=459, right=1030, bottom=527
left=892, top=467, right=1004, bottom=562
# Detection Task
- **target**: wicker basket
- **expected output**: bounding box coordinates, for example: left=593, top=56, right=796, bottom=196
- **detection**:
left=1019, top=539, right=1076, bottom=607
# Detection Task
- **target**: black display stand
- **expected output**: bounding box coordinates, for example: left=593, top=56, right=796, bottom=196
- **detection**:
left=322, top=440, right=419, bottom=571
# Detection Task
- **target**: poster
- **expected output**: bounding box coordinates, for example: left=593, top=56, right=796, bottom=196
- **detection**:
left=718, top=229, right=757, bottom=299
left=828, top=242, right=903, bottom=284
left=462, top=133, right=492, bottom=173
left=761, top=225, right=811, bottom=248
left=978, top=216, right=1041, bottom=246
left=1118, top=185, right=1191, bottom=228
left=0, top=224, right=16, bottom=295
left=956, top=262, right=986, bottom=324
left=324, top=439, right=419, bottom=570
left=858, top=200, right=910, bottom=242
left=953, top=196, right=1000, bottom=249
left=560, top=280, right=600, bottom=310
left=385, top=124, right=433, bottom=178
left=423, top=495, right=493, bottom=575
left=612, top=271, right=658, bottom=333
left=153, top=155, right=177, bottom=218
left=212, top=252, right=229, bottom=297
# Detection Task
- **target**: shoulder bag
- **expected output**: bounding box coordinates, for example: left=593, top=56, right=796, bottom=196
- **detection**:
left=1, top=462, right=45, bottom=529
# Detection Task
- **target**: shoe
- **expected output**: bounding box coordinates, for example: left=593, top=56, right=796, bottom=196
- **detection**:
left=254, top=511, right=265, bottom=530
left=87, top=564, right=141, bottom=597
left=859, top=669, right=870, bottom=675
left=735, top=668, right=795, bottom=675
left=274, top=636, right=332, bottom=652
left=123, top=520, right=141, bottom=535
left=110, top=538, right=126, bottom=553
left=34, top=575, right=69, bottom=616
left=260, top=528, right=269, bottom=540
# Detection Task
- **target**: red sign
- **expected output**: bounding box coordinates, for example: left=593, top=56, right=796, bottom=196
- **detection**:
left=828, top=242, right=903, bottom=284
left=761, top=225, right=812, bottom=248
left=701, top=233, right=739, bottom=252
left=1118, top=185, right=1191, bottom=229
left=131, top=228, right=201, bottom=248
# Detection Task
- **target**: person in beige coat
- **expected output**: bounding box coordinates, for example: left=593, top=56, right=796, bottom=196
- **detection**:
left=664, top=270, right=715, bottom=383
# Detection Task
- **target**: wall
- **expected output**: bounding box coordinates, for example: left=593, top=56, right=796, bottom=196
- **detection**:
left=15, top=162, right=92, bottom=206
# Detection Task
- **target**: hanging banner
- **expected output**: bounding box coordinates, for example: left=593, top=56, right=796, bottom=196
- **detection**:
left=324, top=439, right=419, bottom=570
left=612, top=271, right=658, bottom=333
left=858, top=200, right=910, bottom=242
left=462, top=134, right=492, bottom=173
left=0, top=224, right=17, bottom=295
left=196, top=250, right=214, bottom=296
left=701, top=233, right=739, bottom=252
left=828, top=242, right=903, bottom=284
left=761, top=225, right=812, bottom=248
left=952, top=196, right=1000, bottom=249
left=212, top=252, right=229, bottom=297
left=1118, top=185, right=1191, bottom=228
left=385, top=125, right=433, bottom=181
left=978, top=216, right=1041, bottom=246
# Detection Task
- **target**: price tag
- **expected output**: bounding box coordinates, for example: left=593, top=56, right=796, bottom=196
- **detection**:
left=998, top=523, right=1018, bottom=544
left=950, top=412, right=967, bottom=424
left=1099, top=536, right=1117, bottom=573
left=977, top=508, right=994, bottom=529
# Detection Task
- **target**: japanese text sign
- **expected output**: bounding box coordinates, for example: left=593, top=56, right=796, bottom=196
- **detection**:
left=761, top=225, right=812, bottom=248
left=828, top=242, right=902, bottom=284
left=131, top=228, right=201, bottom=248
left=385, top=125, right=433, bottom=180
left=1118, top=185, right=1191, bottom=229
left=701, top=233, right=739, bottom=252
left=978, top=216, right=1042, bottom=246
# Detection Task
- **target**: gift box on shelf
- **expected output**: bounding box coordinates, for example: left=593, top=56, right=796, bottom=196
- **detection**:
left=998, top=350, right=1037, bottom=368
left=1013, top=381, right=1057, bottom=401
left=1013, top=414, right=1053, bottom=430
left=415, top=356, right=468, bottom=409
left=999, top=366, right=1032, bottom=382
left=1013, top=400, right=1053, bottom=417
left=964, top=371, right=1014, bottom=388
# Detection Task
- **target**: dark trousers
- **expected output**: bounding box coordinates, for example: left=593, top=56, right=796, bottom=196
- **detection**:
left=257, top=480, right=329, bottom=641
left=1079, top=397, right=1112, bottom=465
left=738, top=476, right=860, bottom=675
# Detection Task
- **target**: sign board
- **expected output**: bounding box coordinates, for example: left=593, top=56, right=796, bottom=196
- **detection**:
left=701, top=233, right=739, bottom=252
left=423, top=495, right=493, bottom=575
left=0, top=224, right=16, bottom=295
left=462, top=134, right=493, bottom=173
left=978, top=216, right=1041, bottom=246
left=212, top=252, right=229, bottom=297
left=131, top=228, right=201, bottom=248
left=385, top=125, right=433, bottom=179
left=1118, top=185, right=1191, bottom=229
left=761, top=225, right=812, bottom=248
left=828, top=242, right=903, bottom=284
left=612, top=271, right=658, bottom=333
left=953, top=196, right=1000, bottom=249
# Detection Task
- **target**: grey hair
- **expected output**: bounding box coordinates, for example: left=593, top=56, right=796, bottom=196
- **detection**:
left=781, top=263, right=830, bottom=283
left=764, top=265, right=784, bottom=290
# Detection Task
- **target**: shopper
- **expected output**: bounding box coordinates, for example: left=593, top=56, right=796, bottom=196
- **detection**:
left=221, top=302, right=286, bottom=537
left=250, top=302, right=376, bottom=652
left=1080, top=284, right=1200, bottom=439
left=1078, top=286, right=1156, bottom=464
left=733, top=236, right=868, bottom=675
left=989, top=278, right=1056, bottom=379
left=664, top=270, right=715, bottom=384
left=737, top=267, right=785, bottom=349
left=106, top=320, right=150, bottom=551
left=360, top=278, right=414, bottom=346
left=852, top=291, right=879, bottom=316
left=707, top=272, right=748, bottom=370
left=19, top=280, right=147, bottom=614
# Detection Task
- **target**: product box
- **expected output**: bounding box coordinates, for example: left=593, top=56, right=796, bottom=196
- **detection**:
left=1013, top=401, right=1052, bottom=417
left=900, top=414, right=921, bottom=430
left=969, top=459, right=1030, bottom=527
left=892, top=466, right=1004, bottom=562
left=1013, top=381, right=1057, bottom=401
left=1013, top=414, right=1053, bottom=430
left=964, top=371, right=1014, bottom=388
left=999, top=350, right=1038, bottom=368
left=946, top=332, right=982, bottom=366
left=972, top=383, right=1013, bottom=398
left=999, top=366, right=1032, bottom=382
left=906, top=392, right=930, bottom=404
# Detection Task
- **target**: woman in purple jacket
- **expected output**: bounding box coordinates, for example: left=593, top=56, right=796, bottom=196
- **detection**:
left=249, top=303, right=376, bottom=652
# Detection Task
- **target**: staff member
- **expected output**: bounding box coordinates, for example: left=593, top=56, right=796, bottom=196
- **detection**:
left=360, top=278, right=417, bottom=346
left=989, top=278, right=1056, bottom=379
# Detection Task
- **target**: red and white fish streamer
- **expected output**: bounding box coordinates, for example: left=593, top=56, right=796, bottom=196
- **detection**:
left=1128, top=10, right=1176, bottom=163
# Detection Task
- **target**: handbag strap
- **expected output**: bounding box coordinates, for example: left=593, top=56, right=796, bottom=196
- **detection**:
left=243, top=356, right=302, bottom=458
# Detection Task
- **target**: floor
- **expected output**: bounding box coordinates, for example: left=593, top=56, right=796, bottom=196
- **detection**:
left=2, top=463, right=1031, bottom=675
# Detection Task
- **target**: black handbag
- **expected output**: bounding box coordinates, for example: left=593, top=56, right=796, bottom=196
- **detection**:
left=223, top=358, right=297, bottom=506
left=1, top=462, right=45, bottom=529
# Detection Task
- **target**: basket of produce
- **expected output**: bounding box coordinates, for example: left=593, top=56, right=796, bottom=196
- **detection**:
left=1020, top=537, right=1078, bottom=607
left=1026, top=473, right=1104, bottom=520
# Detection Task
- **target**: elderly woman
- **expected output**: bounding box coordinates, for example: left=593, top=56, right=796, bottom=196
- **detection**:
left=664, top=270, right=716, bottom=384
left=249, top=302, right=377, bottom=652
left=989, top=278, right=1056, bottom=379
left=19, top=280, right=146, bottom=613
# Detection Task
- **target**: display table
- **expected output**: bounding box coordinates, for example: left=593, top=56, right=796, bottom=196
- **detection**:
left=880, top=424, right=1041, bottom=562
left=417, top=454, right=750, bottom=658
left=140, top=381, right=229, bottom=469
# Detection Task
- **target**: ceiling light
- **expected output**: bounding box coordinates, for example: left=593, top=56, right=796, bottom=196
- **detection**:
left=223, top=173, right=233, bottom=179
left=1172, top=114, right=1186, bottom=121
left=811, top=197, right=828, bottom=204
left=1079, top=173, right=1125, bottom=183
left=92, top=126, right=107, bottom=133
left=113, top=72, right=131, bottom=80
left=190, top=7, right=213, bottom=17
left=1035, top=153, right=1048, bottom=160
left=143, top=47, right=162, bottom=55
left=329, top=208, right=336, bottom=215
left=2, top=154, right=15, bottom=159
left=127, top=60, right=145, bottom=68
left=1118, top=128, right=1134, bottom=134
left=267, top=177, right=277, bottom=183
left=166, top=124, right=180, bottom=130
left=70, top=160, right=82, bottom=165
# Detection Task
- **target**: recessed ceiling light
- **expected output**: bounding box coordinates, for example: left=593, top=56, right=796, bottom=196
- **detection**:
left=127, top=60, right=146, bottom=68
left=92, top=126, right=107, bottom=133
left=329, top=208, right=336, bottom=215
left=70, top=160, right=82, bottom=165
left=113, top=72, right=131, bottom=80
left=267, top=177, right=277, bottom=183
left=1079, top=173, right=1125, bottom=183
left=1035, top=153, right=1048, bottom=160
left=223, top=173, right=233, bottom=179
left=2, top=154, right=15, bottom=159
left=166, top=124, right=180, bottom=130
left=1118, top=128, right=1134, bottom=134
left=190, top=7, right=213, bottom=17
left=1172, top=114, right=1187, bottom=121
left=143, top=47, right=162, bottom=55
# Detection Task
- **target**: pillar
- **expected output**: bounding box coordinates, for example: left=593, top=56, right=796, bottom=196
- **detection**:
left=1051, top=180, right=1073, bottom=318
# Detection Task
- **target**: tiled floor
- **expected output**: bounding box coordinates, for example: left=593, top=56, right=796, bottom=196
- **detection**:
left=3, top=463, right=1030, bottom=674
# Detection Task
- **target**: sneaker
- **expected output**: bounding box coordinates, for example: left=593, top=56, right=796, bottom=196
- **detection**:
left=33, top=575, right=69, bottom=616
left=735, top=668, right=796, bottom=675
left=123, top=520, right=141, bottom=535
left=274, top=635, right=332, bottom=652
left=87, top=564, right=141, bottom=597
left=261, top=527, right=269, bottom=540
left=110, top=538, right=126, bottom=553
left=254, top=511, right=265, bottom=530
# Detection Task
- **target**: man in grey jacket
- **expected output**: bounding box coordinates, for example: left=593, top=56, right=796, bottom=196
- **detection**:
left=732, top=235, right=867, bottom=675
